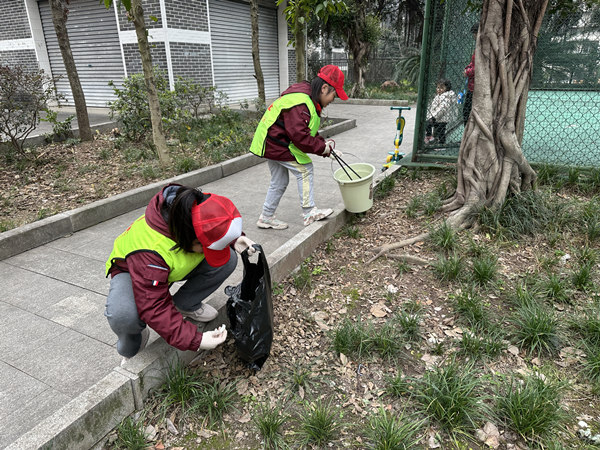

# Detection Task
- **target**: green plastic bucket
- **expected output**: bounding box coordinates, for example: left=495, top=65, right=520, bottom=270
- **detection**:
left=333, top=162, right=376, bottom=213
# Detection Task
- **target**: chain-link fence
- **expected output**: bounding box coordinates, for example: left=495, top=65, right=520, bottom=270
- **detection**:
left=308, top=56, right=398, bottom=86
left=414, top=0, right=600, bottom=167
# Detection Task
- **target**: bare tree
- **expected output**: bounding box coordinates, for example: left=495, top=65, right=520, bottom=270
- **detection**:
left=250, top=0, right=266, bottom=103
left=49, top=0, right=92, bottom=141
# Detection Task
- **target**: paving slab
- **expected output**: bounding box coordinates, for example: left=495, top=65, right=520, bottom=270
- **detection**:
left=1, top=101, right=418, bottom=449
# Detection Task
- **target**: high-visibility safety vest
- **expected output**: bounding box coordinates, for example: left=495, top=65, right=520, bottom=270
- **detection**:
left=105, top=215, right=204, bottom=283
left=249, top=92, right=321, bottom=165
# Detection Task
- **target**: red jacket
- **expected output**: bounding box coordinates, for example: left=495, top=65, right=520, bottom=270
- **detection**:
left=465, top=53, right=475, bottom=92
left=108, top=184, right=203, bottom=352
left=263, top=81, right=328, bottom=161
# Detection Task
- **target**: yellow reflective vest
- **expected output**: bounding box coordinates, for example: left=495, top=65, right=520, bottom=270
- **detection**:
left=249, top=92, right=320, bottom=165
left=105, top=215, right=204, bottom=283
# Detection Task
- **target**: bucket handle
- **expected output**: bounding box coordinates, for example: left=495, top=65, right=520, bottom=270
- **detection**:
left=330, top=150, right=362, bottom=180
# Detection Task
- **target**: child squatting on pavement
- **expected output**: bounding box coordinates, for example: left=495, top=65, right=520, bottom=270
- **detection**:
left=249, top=64, right=349, bottom=229
left=104, top=184, right=256, bottom=366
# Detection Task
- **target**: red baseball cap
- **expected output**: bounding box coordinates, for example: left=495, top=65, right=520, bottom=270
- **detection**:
left=317, top=65, right=349, bottom=101
left=191, top=194, right=242, bottom=267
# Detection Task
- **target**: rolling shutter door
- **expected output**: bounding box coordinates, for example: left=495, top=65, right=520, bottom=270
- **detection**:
left=209, top=0, right=279, bottom=103
left=38, top=0, right=124, bottom=107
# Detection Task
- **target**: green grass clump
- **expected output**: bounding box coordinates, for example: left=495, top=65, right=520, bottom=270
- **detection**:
left=414, top=359, right=484, bottom=432
left=374, top=174, right=396, bottom=199
left=583, top=342, right=600, bottom=383
left=430, top=221, right=457, bottom=252
left=458, top=328, right=505, bottom=360
left=433, top=252, right=464, bottom=282
left=395, top=311, right=421, bottom=341
left=450, top=286, right=489, bottom=327
left=364, top=408, right=423, bottom=450
left=537, top=272, right=571, bottom=303
left=297, top=400, right=341, bottom=447
left=292, top=260, right=312, bottom=292
left=156, top=360, right=205, bottom=416
left=386, top=372, right=412, bottom=397
left=471, top=254, right=498, bottom=285
left=512, top=302, right=561, bottom=356
left=192, top=378, right=237, bottom=426
left=332, top=317, right=371, bottom=357
left=571, top=263, right=594, bottom=291
left=496, top=375, right=565, bottom=443
left=253, top=399, right=288, bottom=450
left=115, top=415, right=147, bottom=450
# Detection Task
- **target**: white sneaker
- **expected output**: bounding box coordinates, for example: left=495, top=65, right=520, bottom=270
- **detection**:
left=257, top=214, right=288, bottom=230
left=303, top=207, right=333, bottom=226
left=120, top=327, right=150, bottom=367
left=176, top=303, right=218, bottom=322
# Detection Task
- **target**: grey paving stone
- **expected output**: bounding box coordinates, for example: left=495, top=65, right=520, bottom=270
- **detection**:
left=0, top=263, right=84, bottom=310
left=10, top=329, right=119, bottom=398
left=5, top=247, right=109, bottom=294
left=0, top=302, right=66, bottom=364
left=0, top=384, right=70, bottom=449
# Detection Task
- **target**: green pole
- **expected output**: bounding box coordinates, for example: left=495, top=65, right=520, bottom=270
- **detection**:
left=412, top=0, right=433, bottom=162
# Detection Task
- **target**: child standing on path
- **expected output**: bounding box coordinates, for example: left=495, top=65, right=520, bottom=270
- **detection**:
left=424, top=79, right=457, bottom=145
left=249, top=65, right=349, bottom=229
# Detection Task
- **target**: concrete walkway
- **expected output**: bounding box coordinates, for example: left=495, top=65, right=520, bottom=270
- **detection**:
left=0, top=101, right=416, bottom=449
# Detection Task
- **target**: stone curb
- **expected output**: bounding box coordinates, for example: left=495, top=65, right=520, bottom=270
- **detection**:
left=6, top=163, right=402, bottom=450
left=0, top=118, right=356, bottom=261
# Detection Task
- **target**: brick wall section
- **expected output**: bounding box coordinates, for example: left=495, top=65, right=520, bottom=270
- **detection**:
left=123, top=42, right=168, bottom=76
left=0, top=49, right=39, bottom=71
left=166, top=0, right=209, bottom=32
left=170, top=43, right=212, bottom=85
left=118, top=0, right=163, bottom=31
left=0, top=0, right=31, bottom=40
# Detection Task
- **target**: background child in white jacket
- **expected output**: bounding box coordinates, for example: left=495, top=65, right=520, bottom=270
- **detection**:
left=424, top=79, right=457, bottom=145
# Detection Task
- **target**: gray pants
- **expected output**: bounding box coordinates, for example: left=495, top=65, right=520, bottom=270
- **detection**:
left=262, top=159, right=315, bottom=217
left=104, top=249, right=237, bottom=357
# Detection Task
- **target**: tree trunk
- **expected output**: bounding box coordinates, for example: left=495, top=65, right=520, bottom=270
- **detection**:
left=250, top=0, right=265, bottom=103
left=348, top=6, right=368, bottom=96
left=49, top=0, right=92, bottom=141
left=295, top=18, right=307, bottom=82
left=442, top=0, right=548, bottom=226
left=130, top=0, right=170, bottom=166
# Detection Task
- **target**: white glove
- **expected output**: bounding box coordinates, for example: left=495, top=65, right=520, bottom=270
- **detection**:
left=198, top=324, right=227, bottom=350
left=234, top=236, right=257, bottom=255
left=323, top=139, right=335, bottom=156
left=330, top=149, right=343, bottom=159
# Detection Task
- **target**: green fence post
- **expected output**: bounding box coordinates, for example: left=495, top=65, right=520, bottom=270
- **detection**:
left=412, top=0, right=433, bottom=162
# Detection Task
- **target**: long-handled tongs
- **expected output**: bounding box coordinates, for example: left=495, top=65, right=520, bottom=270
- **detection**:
left=331, top=150, right=362, bottom=180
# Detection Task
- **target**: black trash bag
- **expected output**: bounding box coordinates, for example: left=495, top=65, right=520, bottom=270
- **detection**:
left=225, top=244, right=273, bottom=370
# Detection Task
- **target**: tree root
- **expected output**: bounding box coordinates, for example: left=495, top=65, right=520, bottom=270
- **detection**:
left=387, top=254, right=430, bottom=265
left=367, top=232, right=430, bottom=264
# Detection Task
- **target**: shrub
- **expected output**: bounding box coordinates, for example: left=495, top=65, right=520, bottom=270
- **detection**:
left=108, top=67, right=187, bottom=141
left=0, top=66, right=59, bottom=157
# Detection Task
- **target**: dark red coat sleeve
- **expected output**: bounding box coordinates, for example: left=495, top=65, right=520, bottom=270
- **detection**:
left=281, top=105, right=327, bottom=156
left=126, top=252, right=203, bottom=351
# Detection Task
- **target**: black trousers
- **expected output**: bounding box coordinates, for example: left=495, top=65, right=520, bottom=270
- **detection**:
left=425, top=118, right=448, bottom=144
left=463, top=91, right=473, bottom=125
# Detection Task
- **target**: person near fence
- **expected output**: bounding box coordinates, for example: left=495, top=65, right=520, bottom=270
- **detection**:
left=104, top=183, right=256, bottom=366
left=249, top=64, right=349, bottom=229
left=424, top=79, right=457, bottom=145
left=463, top=22, right=479, bottom=125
